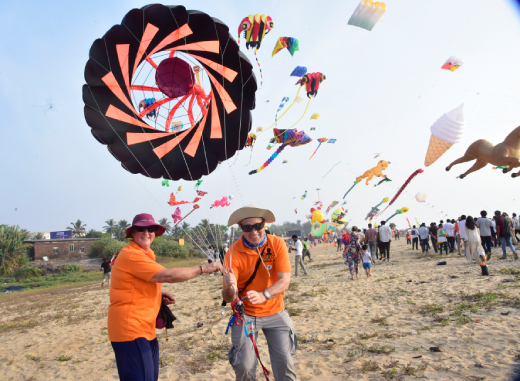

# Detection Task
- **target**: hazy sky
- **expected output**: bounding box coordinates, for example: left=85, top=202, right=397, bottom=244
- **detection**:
left=1, top=0, right=520, bottom=235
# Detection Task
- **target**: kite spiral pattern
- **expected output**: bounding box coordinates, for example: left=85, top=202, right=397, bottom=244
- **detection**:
left=83, top=5, right=257, bottom=180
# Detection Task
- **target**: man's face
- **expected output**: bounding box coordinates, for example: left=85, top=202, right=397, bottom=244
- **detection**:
left=240, top=217, right=265, bottom=245
left=292, top=237, right=297, bottom=242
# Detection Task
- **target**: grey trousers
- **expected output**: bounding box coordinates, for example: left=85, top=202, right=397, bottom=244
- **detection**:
left=228, top=309, right=297, bottom=381
left=368, top=241, right=377, bottom=257
left=294, top=255, right=307, bottom=275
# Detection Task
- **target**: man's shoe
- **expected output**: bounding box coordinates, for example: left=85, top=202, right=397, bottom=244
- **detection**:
left=499, top=257, right=507, bottom=260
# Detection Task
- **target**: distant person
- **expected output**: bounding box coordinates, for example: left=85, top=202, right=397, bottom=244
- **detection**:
left=410, top=226, right=419, bottom=250
left=378, top=221, right=392, bottom=261
left=477, top=211, right=493, bottom=260
left=343, top=227, right=362, bottom=280
left=206, top=247, right=214, bottom=264
left=437, top=224, right=448, bottom=255
left=418, top=223, right=429, bottom=253
left=292, top=235, right=308, bottom=276
left=513, top=213, right=520, bottom=241
left=429, top=223, right=438, bottom=253
left=406, top=231, right=411, bottom=245
left=453, top=219, right=462, bottom=255
left=219, top=244, right=228, bottom=265
left=395, top=230, right=400, bottom=240
left=101, top=257, right=112, bottom=287
left=443, top=219, right=455, bottom=253
left=495, top=210, right=518, bottom=260
left=362, top=244, right=375, bottom=278
left=465, top=216, right=483, bottom=263
left=458, top=215, right=468, bottom=258
left=302, top=239, right=312, bottom=262
left=366, top=223, right=378, bottom=260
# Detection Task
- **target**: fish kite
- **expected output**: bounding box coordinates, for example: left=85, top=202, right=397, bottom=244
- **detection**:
left=238, top=14, right=274, bottom=86
left=291, top=66, right=307, bottom=77
left=309, top=138, right=328, bottom=160
left=168, top=193, right=201, bottom=206
left=249, top=128, right=312, bottom=175
left=374, top=177, right=392, bottom=187
left=172, top=207, right=182, bottom=224
left=272, top=37, right=299, bottom=57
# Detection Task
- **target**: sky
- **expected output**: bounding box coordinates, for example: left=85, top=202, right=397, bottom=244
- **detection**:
left=1, top=0, right=520, bottom=236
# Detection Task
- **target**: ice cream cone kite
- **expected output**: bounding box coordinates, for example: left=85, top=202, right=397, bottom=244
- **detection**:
left=424, top=104, right=465, bottom=166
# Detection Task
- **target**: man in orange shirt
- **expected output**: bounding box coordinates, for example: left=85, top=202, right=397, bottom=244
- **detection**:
left=223, top=206, right=296, bottom=381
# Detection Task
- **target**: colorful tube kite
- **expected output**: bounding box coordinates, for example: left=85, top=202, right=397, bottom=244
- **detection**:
left=83, top=5, right=256, bottom=181
left=385, top=207, right=409, bottom=223
left=238, top=14, right=274, bottom=86
left=249, top=129, right=312, bottom=175
left=379, top=169, right=424, bottom=215
left=275, top=97, right=289, bottom=126
left=272, top=37, right=299, bottom=56
left=309, top=138, right=328, bottom=160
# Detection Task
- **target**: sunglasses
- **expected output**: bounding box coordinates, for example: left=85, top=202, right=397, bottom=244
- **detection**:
left=240, top=222, right=265, bottom=233
left=135, top=226, right=159, bottom=233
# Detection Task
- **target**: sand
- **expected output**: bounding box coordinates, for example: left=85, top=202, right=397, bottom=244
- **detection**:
left=1, top=238, right=520, bottom=380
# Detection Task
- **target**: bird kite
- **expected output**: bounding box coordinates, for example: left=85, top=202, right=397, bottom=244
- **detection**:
left=249, top=129, right=312, bottom=175
left=309, top=138, right=328, bottom=160
left=238, top=14, right=274, bottom=86
left=272, top=37, right=299, bottom=57
left=297, top=73, right=326, bottom=98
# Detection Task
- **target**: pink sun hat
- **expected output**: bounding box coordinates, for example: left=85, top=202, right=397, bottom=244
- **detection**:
left=125, top=213, right=166, bottom=239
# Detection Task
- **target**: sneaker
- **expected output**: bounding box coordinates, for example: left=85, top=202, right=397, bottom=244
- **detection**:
left=499, top=257, right=507, bottom=260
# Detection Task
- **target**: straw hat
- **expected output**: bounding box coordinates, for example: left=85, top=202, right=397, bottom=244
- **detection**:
left=228, top=205, right=276, bottom=226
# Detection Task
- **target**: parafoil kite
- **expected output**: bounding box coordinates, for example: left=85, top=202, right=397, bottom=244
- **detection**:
left=379, top=169, right=424, bottom=215
left=301, top=190, right=308, bottom=200
left=312, top=222, right=327, bottom=237
left=365, top=197, right=389, bottom=220
left=348, top=0, right=387, bottom=31
left=446, top=125, right=520, bottom=179
left=197, top=190, right=207, bottom=197
left=374, top=177, right=392, bottom=187
left=168, top=193, right=201, bottom=206
left=328, top=139, right=337, bottom=144
left=272, top=37, right=299, bottom=57
left=310, top=113, right=320, bottom=120
left=83, top=5, right=256, bottom=181
left=290, top=66, right=307, bottom=77
left=238, top=14, right=274, bottom=86
left=309, top=138, right=328, bottom=160
left=283, top=160, right=289, bottom=164
left=425, top=104, right=465, bottom=167
left=356, top=160, right=390, bottom=185
left=325, top=201, right=339, bottom=214
left=139, top=98, right=158, bottom=119
left=249, top=128, right=312, bottom=174
left=211, top=196, right=230, bottom=208
left=172, top=207, right=182, bottom=224
left=162, top=180, right=170, bottom=187
left=415, top=192, right=427, bottom=203
left=297, top=73, right=326, bottom=98
left=385, top=207, right=409, bottom=223
left=275, top=97, right=289, bottom=126
left=441, top=56, right=464, bottom=72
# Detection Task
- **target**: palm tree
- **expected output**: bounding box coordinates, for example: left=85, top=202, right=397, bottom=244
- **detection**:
left=67, top=220, right=87, bottom=237
left=117, top=219, right=131, bottom=241
left=33, top=232, right=44, bottom=240
left=103, top=219, right=117, bottom=238
left=158, top=218, right=172, bottom=235
left=198, top=219, right=214, bottom=243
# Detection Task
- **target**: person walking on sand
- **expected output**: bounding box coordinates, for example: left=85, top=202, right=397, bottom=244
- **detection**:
left=465, top=216, right=483, bottom=264
left=362, top=244, right=375, bottom=278
left=292, top=235, right=308, bottom=276
left=495, top=210, right=518, bottom=260
left=222, top=206, right=297, bottom=381
left=378, top=221, right=392, bottom=261
left=410, top=226, right=419, bottom=250
left=443, top=219, right=455, bottom=253
left=418, top=223, right=429, bottom=253
left=513, top=213, right=520, bottom=242
left=302, top=239, right=312, bottom=262
left=366, top=223, right=378, bottom=260
left=458, top=215, right=468, bottom=258
left=454, top=219, right=462, bottom=255
left=437, top=224, right=449, bottom=255
left=343, top=226, right=362, bottom=280
left=429, top=223, right=438, bottom=253
left=406, top=231, right=411, bottom=245
left=476, top=211, right=493, bottom=260
left=101, top=256, right=112, bottom=287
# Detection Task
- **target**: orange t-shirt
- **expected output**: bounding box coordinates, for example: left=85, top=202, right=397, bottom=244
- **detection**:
left=223, top=235, right=291, bottom=317
left=108, top=241, right=165, bottom=342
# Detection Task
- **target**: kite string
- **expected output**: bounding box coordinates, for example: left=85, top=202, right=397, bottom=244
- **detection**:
left=257, top=86, right=302, bottom=137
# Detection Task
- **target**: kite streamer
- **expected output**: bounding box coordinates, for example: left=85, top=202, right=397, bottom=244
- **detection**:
left=275, top=97, right=289, bottom=126
left=309, top=138, right=328, bottom=160
left=379, top=169, right=424, bottom=216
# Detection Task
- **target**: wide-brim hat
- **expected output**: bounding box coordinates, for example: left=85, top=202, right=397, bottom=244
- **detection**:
left=228, top=205, right=276, bottom=226
left=125, top=213, right=166, bottom=238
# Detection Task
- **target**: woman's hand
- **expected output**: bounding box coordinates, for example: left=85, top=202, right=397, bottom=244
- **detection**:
left=162, top=292, right=175, bottom=305
left=203, top=261, right=222, bottom=274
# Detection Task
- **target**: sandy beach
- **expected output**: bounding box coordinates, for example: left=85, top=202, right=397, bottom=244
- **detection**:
left=1, top=238, right=520, bottom=380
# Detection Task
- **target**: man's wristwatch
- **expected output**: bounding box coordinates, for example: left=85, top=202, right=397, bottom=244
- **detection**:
left=263, top=290, right=271, bottom=300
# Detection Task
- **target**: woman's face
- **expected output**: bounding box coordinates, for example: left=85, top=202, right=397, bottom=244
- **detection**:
left=240, top=218, right=265, bottom=245
left=132, top=228, right=155, bottom=252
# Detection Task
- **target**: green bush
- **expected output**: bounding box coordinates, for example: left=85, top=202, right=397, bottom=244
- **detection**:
left=63, top=264, right=81, bottom=273
left=13, top=266, right=43, bottom=281
left=151, top=237, right=190, bottom=258
left=0, top=225, right=30, bottom=275
left=89, top=236, right=125, bottom=258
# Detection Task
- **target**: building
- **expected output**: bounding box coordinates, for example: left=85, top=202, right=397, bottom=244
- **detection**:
left=24, top=238, right=100, bottom=260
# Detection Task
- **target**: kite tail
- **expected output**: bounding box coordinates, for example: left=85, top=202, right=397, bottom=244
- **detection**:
left=388, top=169, right=424, bottom=206
left=385, top=212, right=398, bottom=222
left=309, top=144, right=322, bottom=160
left=249, top=145, right=285, bottom=175
left=254, top=49, right=263, bottom=87
left=257, top=87, right=302, bottom=136
left=343, top=180, right=360, bottom=199
left=378, top=206, right=390, bottom=217
left=245, top=145, right=255, bottom=166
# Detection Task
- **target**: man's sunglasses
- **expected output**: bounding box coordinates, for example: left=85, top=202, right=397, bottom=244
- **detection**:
left=135, top=226, right=159, bottom=233
left=240, top=222, right=265, bottom=233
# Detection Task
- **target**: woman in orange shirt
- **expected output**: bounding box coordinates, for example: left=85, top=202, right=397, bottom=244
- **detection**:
left=108, top=213, right=221, bottom=381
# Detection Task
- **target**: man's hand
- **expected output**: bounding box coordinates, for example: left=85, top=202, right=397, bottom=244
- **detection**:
left=204, top=261, right=222, bottom=274
left=162, top=292, right=175, bottom=305
left=245, top=290, right=266, bottom=305
left=223, top=269, right=238, bottom=294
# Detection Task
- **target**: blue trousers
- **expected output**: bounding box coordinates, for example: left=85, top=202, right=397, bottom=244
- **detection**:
left=499, top=236, right=517, bottom=259
left=480, top=236, right=492, bottom=254
left=112, top=338, right=159, bottom=381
